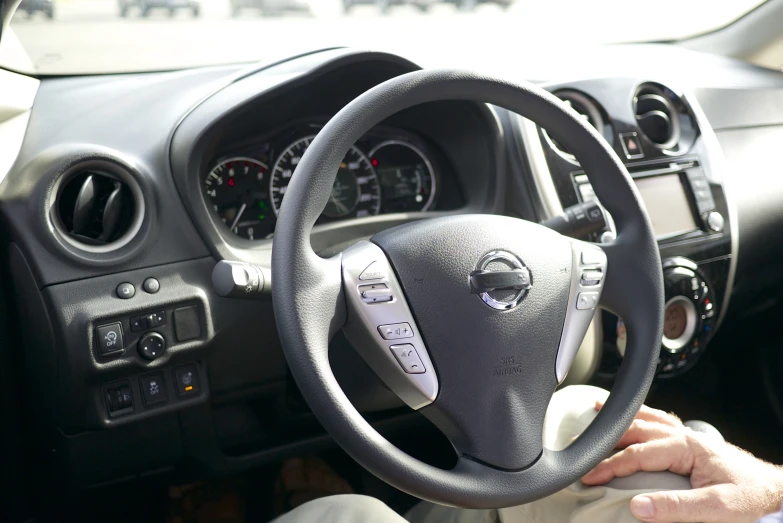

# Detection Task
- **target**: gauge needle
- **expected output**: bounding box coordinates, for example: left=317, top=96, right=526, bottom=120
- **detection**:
left=330, top=193, right=349, bottom=215
left=230, top=203, right=247, bottom=231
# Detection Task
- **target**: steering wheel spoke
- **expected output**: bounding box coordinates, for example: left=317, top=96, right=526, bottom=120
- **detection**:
left=341, top=240, right=439, bottom=410
left=554, top=239, right=608, bottom=383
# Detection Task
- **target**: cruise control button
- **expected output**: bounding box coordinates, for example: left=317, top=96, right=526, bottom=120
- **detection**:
left=390, top=344, right=426, bottom=374
left=378, top=323, right=414, bottom=340
left=359, top=261, right=386, bottom=281
left=576, top=292, right=599, bottom=310
left=580, top=270, right=604, bottom=286
left=97, top=323, right=124, bottom=357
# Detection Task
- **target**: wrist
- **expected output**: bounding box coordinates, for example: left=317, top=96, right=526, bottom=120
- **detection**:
left=761, top=465, right=783, bottom=517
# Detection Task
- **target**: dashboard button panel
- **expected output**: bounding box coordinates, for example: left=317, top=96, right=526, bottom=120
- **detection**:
left=96, top=323, right=124, bottom=357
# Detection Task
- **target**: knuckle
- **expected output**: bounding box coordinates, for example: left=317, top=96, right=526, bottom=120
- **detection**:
left=655, top=491, right=682, bottom=515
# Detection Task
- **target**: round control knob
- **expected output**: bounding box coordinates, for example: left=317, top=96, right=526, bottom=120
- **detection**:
left=138, top=332, right=166, bottom=360
left=706, top=211, right=725, bottom=232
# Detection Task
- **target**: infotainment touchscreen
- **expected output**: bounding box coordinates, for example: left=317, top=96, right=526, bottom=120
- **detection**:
left=635, top=174, right=698, bottom=237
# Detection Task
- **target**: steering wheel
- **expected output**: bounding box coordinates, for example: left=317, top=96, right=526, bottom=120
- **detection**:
left=271, top=70, right=664, bottom=508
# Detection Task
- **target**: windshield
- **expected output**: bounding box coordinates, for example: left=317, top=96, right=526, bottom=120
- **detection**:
left=1, top=0, right=767, bottom=75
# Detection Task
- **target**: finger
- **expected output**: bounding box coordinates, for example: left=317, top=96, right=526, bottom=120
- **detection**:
left=582, top=436, right=694, bottom=485
left=615, top=419, right=681, bottom=449
left=630, top=486, right=728, bottom=523
left=595, top=401, right=682, bottom=427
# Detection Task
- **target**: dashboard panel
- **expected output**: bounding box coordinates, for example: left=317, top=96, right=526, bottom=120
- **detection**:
left=7, top=43, right=783, bottom=505
left=204, top=121, right=462, bottom=240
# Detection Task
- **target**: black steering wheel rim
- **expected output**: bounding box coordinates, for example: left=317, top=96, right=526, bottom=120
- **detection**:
left=271, top=70, right=664, bottom=508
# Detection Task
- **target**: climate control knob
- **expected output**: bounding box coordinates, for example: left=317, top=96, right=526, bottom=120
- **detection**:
left=138, top=332, right=166, bottom=361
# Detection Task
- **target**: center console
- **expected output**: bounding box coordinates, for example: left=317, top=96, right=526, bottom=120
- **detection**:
left=515, top=78, right=735, bottom=379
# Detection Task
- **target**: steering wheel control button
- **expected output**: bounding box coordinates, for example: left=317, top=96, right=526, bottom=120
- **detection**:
left=211, top=260, right=264, bottom=299
left=359, top=261, right=386, bottom=281
left=116, top=282, right=135, bottom=299
left=142, top=277, right=160, bottom=294
left=390, top=345, right=426, bottom=374
left=378, top=323, right=414, bottom=340
left=138, top=332, right=166, bottom=361
left=96, top=323, right=124, bottom=357
left=580, top=249, right=607, bottom=266
left=620, top=132, right=645, bottom=159
left=173, top=306, right=201, bottom=342
left=360, top=283, right=393, bottom=303
left=580, top=269, right=604, bottom=286
left=105, top=382, right=133, bottom=416
left=341, top=241, right=438, bottom=409
left=173, top=364, right=201, bottom=398
left=706, top=211, right=725, bottom=232
left=140, top=373, right=167, bottom=407
left=576, top=292, right=600, bottom=310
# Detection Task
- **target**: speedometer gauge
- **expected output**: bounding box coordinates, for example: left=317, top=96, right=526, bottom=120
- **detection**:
left=270, top=136, right=381, bottom=219
left=205, top=157, right=271, bottom=240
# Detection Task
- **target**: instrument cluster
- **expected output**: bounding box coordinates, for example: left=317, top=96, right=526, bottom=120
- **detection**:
left=204, top=123, right=443, bottom=240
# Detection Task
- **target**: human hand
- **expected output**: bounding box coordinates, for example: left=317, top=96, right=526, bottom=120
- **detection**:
left=582, top=402, right=783, bottom=523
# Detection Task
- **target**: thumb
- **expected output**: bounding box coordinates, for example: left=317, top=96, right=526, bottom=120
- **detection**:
left=630, top=487, right=726, bottom=523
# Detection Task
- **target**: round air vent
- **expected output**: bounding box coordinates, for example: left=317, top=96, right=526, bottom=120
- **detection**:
left=55, top=166, right=142, bottom=251
left=542, top=90, right=607, bottom=163
left=633, top=83, right=682, bottom=150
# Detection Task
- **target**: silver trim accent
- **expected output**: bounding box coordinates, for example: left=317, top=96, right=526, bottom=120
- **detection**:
left=368, top=139, right=437, bottom=212
left=661, top=295, right=698, bottom=353
left=472, top=250, right=530, bottom=310
left=555, top=240, right=608, bottom=383
left=49, top=159, right=146, bottom=254
left=341, top=241, right=438, bottom=409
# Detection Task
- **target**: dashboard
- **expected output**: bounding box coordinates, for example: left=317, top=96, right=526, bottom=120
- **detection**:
left=204, top=122, right=462, bottom=240
left=4, top=43, right=783, bottom=504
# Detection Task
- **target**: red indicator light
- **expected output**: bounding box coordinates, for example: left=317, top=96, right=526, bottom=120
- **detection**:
left=704, top=298, right=710, bottom=305
left=371, top=158, right=379, bottom=167
left=228, top=178, right=235, bottom=187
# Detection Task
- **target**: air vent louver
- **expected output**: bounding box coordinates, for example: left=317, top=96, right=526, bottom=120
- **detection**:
left=58, top=171, right=135, bottom=246
left=634, top=84, right=681, bottom=150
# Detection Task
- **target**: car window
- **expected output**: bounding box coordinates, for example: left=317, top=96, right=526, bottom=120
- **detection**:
left=2, top=0, right=768, bottom=74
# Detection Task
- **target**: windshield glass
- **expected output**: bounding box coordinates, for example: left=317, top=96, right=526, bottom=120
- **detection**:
left=2, top=0, right=767, bottom=75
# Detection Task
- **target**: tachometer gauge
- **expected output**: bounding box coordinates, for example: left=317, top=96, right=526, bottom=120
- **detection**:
left=369, top=140, right=436, bottom=213
left=270, top=136, right=381, bottom=219
left=204, top=157, right=272, bottom=240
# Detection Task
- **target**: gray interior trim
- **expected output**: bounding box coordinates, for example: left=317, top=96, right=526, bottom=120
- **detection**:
left=0, top=69, right=38, bottom=184
left=685, top=88, right=739, bottom=329
left=513, top=115, right=564, bottom=218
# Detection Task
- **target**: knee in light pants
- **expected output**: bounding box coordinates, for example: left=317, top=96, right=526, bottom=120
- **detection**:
left=500, top=385, right=691, bottom=523
left=407, top=385, right=693, bottom=523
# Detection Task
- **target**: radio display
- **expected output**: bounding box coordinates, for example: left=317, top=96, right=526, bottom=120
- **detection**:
left=635, top=174, right=698, bottom=237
